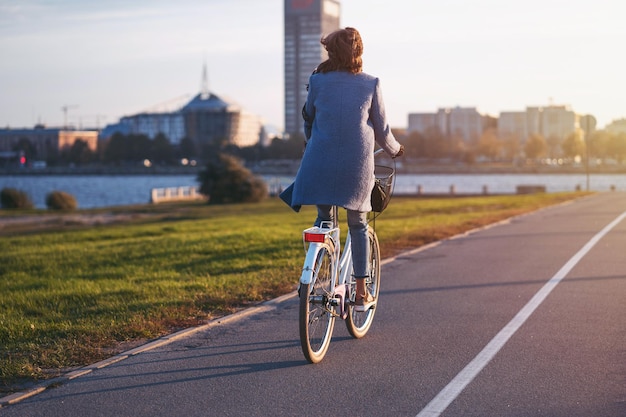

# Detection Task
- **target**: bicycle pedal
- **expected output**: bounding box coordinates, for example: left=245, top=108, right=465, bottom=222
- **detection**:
left=329, top=297, right=341, bottom=306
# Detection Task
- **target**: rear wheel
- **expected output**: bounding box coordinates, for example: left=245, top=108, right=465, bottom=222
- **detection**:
left=346, top=226, right=381, bottom=338
left=299, top=242, right=335, bottom=363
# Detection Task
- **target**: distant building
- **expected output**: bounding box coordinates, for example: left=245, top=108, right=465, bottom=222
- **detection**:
left=498, top=111, right=529, bottom=143
left=100, top=64, right=267, bottom=149
left=118, top=112, right=186, bottom=145
left=579, top=114, right=597, bottom=136
left=181, top=92, right=266, bottom=148
left=605, top=118, right=626, bottom=135
left=0, top=126, right=98, bottom=163
left=497, top=105, right=579, bottom=145
left=408, top=106, right=487, bottom=142
left=407, top=113, right=438, bottom=135
left=448, top=107, right=484, bottom=142
left=539, top=105, right=577, bottom=141
left=284, top=0, right=341, bottom=135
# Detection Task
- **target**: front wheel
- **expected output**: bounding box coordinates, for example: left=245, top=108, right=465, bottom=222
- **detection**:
left=299, top=242, right=336, bottom=363
left=346, top=226, right=381, bottom=338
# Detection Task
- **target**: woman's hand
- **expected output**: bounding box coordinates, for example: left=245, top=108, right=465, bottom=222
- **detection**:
left=393, top=145, right=404, bottom=159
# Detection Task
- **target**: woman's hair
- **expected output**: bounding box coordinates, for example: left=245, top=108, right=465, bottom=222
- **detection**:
left=316, top=27, right=363, bottom=74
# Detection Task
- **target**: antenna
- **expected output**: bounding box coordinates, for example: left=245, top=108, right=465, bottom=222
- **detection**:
left=61, top=104, right=78, bottom=129
left=200, top=61, right=209, bottom=99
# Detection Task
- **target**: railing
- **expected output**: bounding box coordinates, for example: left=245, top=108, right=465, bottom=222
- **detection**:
left=150, top=186, right=206, bottom=204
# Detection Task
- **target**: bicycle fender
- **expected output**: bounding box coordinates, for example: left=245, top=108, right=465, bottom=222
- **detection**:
left=300, top=242, right=325, bottom=285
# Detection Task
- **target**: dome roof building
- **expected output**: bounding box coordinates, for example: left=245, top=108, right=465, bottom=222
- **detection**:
left=181, top=64, right=266, bottom=149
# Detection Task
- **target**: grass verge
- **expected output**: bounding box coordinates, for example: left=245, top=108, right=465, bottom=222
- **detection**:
left=0, top=192, right=589, bottom=390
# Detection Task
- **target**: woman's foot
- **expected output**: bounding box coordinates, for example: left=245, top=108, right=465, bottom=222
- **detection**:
left=355, top=292, right=375, bottom=312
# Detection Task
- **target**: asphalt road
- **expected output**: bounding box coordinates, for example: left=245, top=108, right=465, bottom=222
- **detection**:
left=2, top=192, right=625, bottom=417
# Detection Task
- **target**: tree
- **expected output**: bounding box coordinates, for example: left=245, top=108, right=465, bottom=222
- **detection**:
left=103, top=133, right=127, bottom=164
left=64, top=139, right=93, bottom=165
left=411, top=126, right=449, bottom=159
left=102, top=133, right=152, bottom=164
left=12, top=137, right=36, bottom=162
left=498, top=132, right=521, bottom=162
left=546, top=135, right=561, bottom=158
left=586, top=131, right=609, bottom=162
left=476, top=128, right=501, bottom=161
left=524, top=134, right=547, bottom=160
left=404, top=131, right=428, bottom=159
left=607, top=132, right=626, bottom=163
left=266, top=133, right=305, bottom=159
left=151, top=133, right=174, bottom=165
left=126, top=134, right=151, bottom=161
left=561, top=131, right=586, bottom=161
left=197, top=153, right=268, bottom=204
left=179, top=137, right=197, bottom=159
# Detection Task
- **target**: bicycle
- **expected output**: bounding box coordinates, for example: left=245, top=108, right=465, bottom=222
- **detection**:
left=298, top=149, right=393, bottom=363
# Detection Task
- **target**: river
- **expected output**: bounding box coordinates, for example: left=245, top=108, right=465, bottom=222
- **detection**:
left=1, top=173, right=624, bottom=209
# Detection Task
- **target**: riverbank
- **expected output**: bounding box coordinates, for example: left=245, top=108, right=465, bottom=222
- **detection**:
left=0, top=165, right=204, bottom=176
left=3, top=160, right=626, bottom=176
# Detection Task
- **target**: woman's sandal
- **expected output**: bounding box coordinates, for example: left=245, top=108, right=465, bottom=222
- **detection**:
left=355, top=292, right=376, bottom=312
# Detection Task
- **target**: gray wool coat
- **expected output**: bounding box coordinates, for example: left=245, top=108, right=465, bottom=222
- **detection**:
left=282, top=70, right=402, bottom=212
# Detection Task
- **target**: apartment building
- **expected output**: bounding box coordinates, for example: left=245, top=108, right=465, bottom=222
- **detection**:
left=408, top=106, right=486, bottom=142
left=497, top=105, right=578, bottom=144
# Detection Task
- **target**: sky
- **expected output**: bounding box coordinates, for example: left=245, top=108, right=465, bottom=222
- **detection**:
left=1, top=0, right=624, bottom=131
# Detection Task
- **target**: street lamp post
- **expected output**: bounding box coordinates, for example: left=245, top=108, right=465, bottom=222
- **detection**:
left=581, top=115, right=596, bottom=192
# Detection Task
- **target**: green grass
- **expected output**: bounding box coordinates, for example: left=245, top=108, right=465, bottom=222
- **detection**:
left=0, top=192, right=588, bottom=389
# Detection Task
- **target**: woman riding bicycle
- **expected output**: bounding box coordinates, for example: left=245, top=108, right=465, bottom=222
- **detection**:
left=281, top=27, right=404, bottom=312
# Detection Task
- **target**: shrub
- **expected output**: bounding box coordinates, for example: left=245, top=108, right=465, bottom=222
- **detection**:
left=0, top=187, right=34, bottom=209
left=46, top=190, right=78, bottom=210
left=197, top=153, right=268, bottom=204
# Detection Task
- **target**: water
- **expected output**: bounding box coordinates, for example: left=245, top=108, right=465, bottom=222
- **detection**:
left=266, top=173, right=625, bottom=196
left=1, top=173, right=624, bottom=209
left=0, top=175, right=198, bottom=209
left=394, top=173, right=625, bottom=195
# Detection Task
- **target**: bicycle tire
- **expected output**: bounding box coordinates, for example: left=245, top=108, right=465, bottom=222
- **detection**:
left=346, top=226, right=381, bottom=338
left=299, top=242, right=336, bottom=363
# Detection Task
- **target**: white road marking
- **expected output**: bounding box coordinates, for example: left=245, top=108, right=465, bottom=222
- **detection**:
left=416, top=210, right=626, bottom=417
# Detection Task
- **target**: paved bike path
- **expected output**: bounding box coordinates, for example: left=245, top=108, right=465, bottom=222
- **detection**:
left=2, top=192, right=625, bottom=416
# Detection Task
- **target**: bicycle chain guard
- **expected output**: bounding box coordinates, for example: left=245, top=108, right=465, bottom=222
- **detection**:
left=332, top=283, right=350, bottom=320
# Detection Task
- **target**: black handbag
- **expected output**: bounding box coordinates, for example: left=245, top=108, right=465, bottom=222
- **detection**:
left=371, top=166, right=394, bottom=212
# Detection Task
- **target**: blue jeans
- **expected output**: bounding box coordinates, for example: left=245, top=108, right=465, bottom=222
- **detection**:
left=315, top=205, right=369, bottom=278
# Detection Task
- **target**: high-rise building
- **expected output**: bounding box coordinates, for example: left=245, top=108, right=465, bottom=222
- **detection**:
left=284, top=0, right=340, bottom=135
